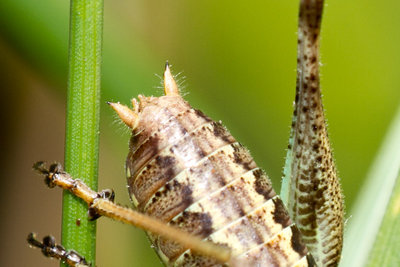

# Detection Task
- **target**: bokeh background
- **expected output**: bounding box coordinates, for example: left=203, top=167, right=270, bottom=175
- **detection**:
left=0, top=0, right=399, bottom=266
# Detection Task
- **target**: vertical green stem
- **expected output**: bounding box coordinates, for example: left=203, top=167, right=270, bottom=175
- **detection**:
left=62, top=0, right=103, bottom=266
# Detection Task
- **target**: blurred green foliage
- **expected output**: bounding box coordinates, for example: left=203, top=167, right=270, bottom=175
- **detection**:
left=1, top=0, right=399, bottom=266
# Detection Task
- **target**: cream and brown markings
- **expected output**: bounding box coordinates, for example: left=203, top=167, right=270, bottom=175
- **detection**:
left=111, top=64, right=315, bottom=266
left=281, top=0, right=344, bottom=266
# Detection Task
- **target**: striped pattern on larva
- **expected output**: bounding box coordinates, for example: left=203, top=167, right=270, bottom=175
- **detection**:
left=117, top=65, right=316, bottom=267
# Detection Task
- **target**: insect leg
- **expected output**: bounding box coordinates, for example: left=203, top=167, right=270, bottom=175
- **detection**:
left=27, top=233, right=90, bottom=267
left=30, top=162, right=232, bottom=265
left=281, top=0, right=344, bottom=265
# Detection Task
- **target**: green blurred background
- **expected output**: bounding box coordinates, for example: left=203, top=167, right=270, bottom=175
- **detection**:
left=0, top=0, right=399, bottom=266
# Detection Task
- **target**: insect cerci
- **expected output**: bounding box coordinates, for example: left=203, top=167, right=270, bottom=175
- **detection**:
left=28, top=0, right=343, bottom=266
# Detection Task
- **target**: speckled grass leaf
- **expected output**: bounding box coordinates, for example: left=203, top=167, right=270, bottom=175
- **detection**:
left=340, top=106, right=400, bottom=267
left=281, top=0, right=344, bottom=266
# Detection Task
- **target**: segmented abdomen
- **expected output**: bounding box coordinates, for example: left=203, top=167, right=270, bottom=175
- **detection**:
left=126, top=96, right=314, bottom=266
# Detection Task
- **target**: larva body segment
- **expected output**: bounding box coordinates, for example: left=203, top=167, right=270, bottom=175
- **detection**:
left=123, top=74, right=315, bottom=266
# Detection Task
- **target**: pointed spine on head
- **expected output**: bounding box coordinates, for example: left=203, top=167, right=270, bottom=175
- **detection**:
left=164, top=62, right=180, bottom=96
left=107, top=101, right=138, bottom=129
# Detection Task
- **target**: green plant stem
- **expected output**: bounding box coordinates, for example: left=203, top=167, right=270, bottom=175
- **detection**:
left=62, top=0, right=104, bottom=266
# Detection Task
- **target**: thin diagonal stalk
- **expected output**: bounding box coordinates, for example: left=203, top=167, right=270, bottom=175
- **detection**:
left=62, top=0, right=104, bottom=266
left=367, top=168, right=400, bottom=266
left=340, top=106, right=400, bottom=267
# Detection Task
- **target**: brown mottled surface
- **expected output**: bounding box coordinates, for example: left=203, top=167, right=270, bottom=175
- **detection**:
left=126, top=95, right=313, bottom=266
left=282, top=0, right=344, bottom=266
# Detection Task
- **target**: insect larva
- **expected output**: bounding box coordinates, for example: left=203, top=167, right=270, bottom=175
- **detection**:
left=29, top=64, right=316, bottom=267
left=111, top=63, right=316, bottom=266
